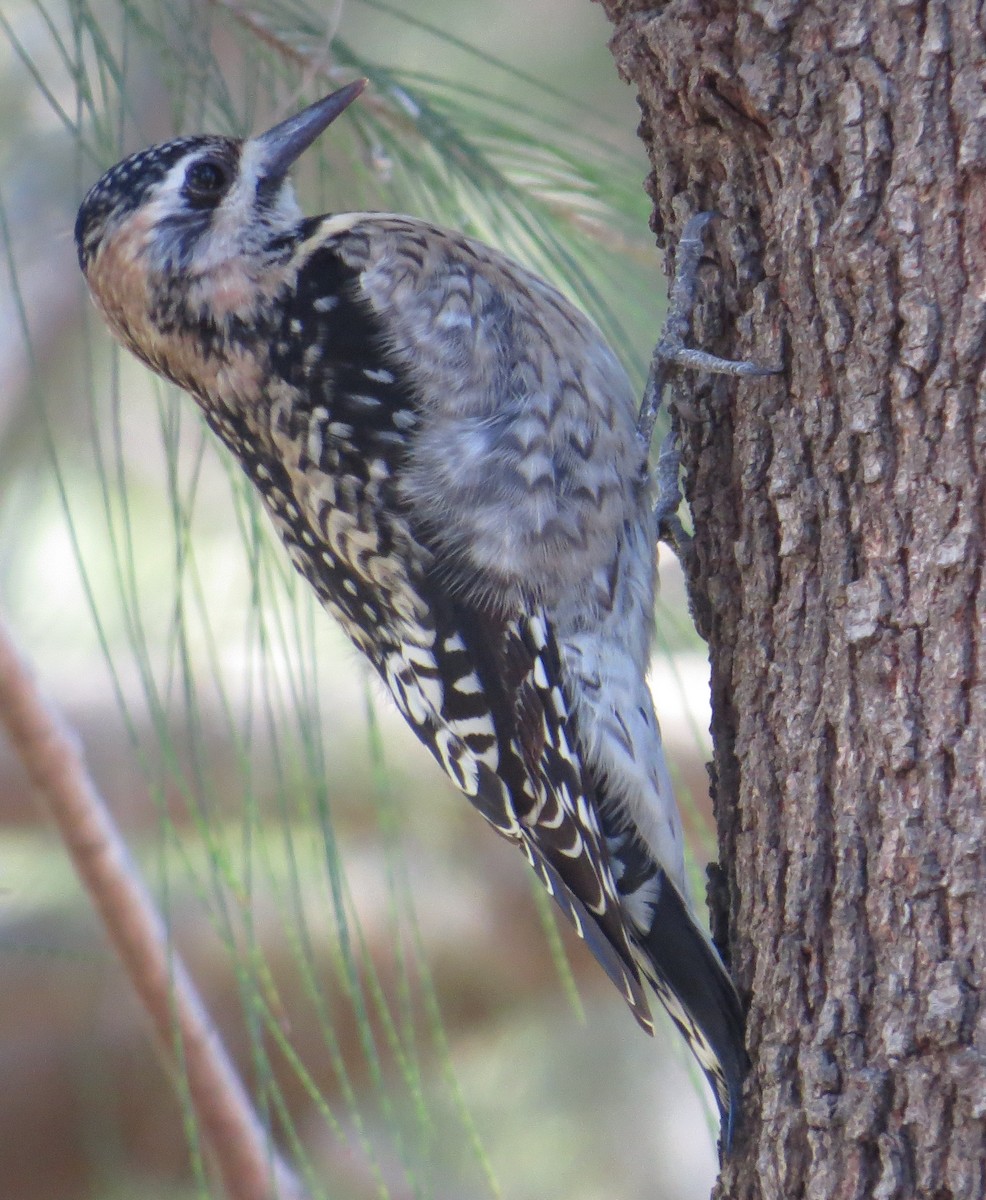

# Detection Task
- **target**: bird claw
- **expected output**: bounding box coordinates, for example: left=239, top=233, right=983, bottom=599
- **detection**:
left=637, top=212, right=780, bottom=556
left=653, top=428, right=692, bottom=562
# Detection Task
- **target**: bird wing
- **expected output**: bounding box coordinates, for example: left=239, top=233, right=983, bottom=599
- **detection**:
left=266, top=221, right=653, bottom=1029
left=379, top=588, right=653, bottom=1032
left=315, top=212, right=646, bottom=609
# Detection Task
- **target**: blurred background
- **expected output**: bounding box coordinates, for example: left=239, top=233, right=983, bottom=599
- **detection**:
left=0, top=1, right=725, bottom=1196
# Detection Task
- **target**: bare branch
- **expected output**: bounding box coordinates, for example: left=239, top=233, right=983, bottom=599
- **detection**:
left=0, top=616, right=306, bottom=1200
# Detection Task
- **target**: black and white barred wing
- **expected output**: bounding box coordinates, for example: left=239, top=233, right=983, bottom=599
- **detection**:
left=379, top=593, right=653, bottom=1033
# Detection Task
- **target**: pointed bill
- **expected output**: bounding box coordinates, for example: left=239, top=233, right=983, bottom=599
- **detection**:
left=255, top=79, right=367, bottom=184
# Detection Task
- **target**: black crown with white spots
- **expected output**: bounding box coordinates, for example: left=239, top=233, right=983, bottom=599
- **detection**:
left=75, top=137, right=223, bottom=269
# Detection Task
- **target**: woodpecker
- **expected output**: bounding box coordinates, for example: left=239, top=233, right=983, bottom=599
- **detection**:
left=76, top=80, right=753, bottom=1146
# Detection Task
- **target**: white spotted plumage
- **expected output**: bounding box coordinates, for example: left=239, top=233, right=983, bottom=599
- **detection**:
left=75, top=81, right=747, bottom=1148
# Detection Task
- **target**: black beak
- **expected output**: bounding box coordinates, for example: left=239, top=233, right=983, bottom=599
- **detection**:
left=255, top=79, right=367, bottom=185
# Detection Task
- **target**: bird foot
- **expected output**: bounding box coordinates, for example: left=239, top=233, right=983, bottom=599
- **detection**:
left=637, top=212, right=780, bottom=558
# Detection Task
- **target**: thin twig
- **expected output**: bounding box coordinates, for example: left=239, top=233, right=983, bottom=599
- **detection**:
left=203, top=0, right=653, bottom=261
left=0, top=615, right=306, bottom=1200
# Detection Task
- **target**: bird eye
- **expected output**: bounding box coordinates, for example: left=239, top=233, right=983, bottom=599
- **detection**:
left=183, top=157, right=230, bottom=203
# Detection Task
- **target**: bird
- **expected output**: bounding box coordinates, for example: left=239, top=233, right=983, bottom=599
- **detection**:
left=76, top=79, right=748, bottom=1147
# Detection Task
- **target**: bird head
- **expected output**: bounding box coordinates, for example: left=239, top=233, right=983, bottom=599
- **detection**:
left=76, top=80, right=366, bottom=277
left=75, top=81, right=366, bottom=370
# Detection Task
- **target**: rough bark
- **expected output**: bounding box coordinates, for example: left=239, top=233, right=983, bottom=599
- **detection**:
left=596, top=2, right=986, bottom=1197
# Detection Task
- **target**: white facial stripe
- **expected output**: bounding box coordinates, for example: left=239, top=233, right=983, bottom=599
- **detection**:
left=133, top=142, right=304, bottom=275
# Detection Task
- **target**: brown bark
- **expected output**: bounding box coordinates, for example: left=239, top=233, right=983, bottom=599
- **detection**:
left=596, top=2, right=986, bottom=1196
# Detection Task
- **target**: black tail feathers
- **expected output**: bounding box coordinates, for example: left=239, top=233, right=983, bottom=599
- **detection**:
left=635, top=875, right=748, bottom=1151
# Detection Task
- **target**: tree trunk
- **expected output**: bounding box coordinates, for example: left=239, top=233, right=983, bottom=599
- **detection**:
left=596, top=2, right=986, bottom=1196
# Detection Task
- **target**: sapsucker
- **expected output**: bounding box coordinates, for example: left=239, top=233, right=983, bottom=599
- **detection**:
left=76, top=80, right=751, bottom=1145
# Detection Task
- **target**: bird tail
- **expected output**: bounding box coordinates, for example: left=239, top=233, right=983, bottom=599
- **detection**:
left=632, top=871, right=748, bottom=1150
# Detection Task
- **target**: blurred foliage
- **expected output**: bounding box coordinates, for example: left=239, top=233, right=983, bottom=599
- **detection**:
left=0, top=1, right=720, bottom=1198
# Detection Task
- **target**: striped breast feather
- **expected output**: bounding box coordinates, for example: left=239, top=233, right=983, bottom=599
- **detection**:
left=379, top=592, right=653, bottom=1032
